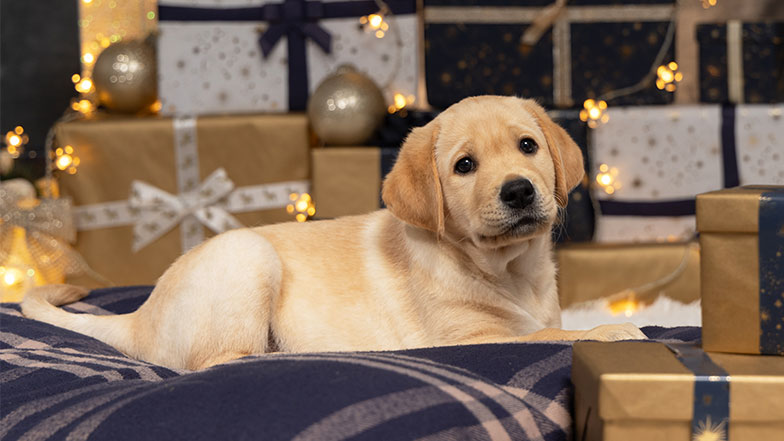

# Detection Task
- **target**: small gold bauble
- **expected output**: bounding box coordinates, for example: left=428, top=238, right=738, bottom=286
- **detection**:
left=93, top=40, right=158, bottom=113
left=307, top=65, right=386, bottom=146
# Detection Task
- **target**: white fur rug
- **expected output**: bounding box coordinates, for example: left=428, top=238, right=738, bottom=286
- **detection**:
left=560, top=295, right=701, bottom=330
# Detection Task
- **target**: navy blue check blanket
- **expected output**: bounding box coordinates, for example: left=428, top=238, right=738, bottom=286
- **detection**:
left=1, top=287, right=699, bottom=441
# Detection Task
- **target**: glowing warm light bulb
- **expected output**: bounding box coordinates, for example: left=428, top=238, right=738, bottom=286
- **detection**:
left=75, top=78, right=94, bottom=93
left=580, top=99, right=608, bottom=128
left=360, top=12, right=388, bottom=38
left=656, top=61, right=682, bottom=92
left=287, top=193, right=315, bottom=222
left=56, top=154, right=73, bottom=170
left=394, top=93, right=407, bottom=110
left=595, top=164, right=621, bottom=195
left=607, top=296, right=641, bottom=317
left=83, top=53, right=95, bottom=64
left=54, top=145, right=80, bottom=174
left=3, top=269, right=20, bottom=286
left=7, top=135, right=21, bottom=147
left=369, top=14, right=383, bottom=29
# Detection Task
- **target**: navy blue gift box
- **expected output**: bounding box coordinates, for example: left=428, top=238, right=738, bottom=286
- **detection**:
left=698, top=21, right=784, bottom=104
left=424, top=0, right=676, bottom=110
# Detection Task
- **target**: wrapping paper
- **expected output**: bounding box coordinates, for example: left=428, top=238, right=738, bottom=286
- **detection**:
left=157, top=0, right=418, bottom=115
left=697, top=21, right=784, bottom=104
left=573, top=341, right=784, bottom=441
left=55, top=114, right=310, bottom=287
left=556, top=242, right=700, bottom=308
left=591, top=104, right=784, bottom=243
left=423, top=0, right=675, bottom=109
left=311, top=147, right=398, bottom=218
left=697, top=185, right=784, bottom=355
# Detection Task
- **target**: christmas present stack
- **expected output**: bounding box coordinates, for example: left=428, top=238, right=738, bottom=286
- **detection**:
left=558, top=103, right=784, bottom=309
left=572, top=185, right=784, bottom=440
left=28, top=0, right=425, bottom=288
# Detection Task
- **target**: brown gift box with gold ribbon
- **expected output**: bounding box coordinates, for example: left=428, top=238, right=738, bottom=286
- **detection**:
left=556, top=242, right=700, bottom=309
left=55, top=114, right=310, bottom=287
left=697, top=186, right=784, bottom=355
left=311, top=147, right=398, bottom=219
left=573, top=341, right=784, bottom=441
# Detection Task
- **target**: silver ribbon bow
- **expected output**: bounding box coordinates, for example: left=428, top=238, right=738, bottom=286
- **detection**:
left=0, top=180, right=92, bottom=283
left=128, top=168, right=244, bottom=252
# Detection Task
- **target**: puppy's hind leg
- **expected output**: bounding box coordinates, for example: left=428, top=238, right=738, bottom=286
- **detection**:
left=138, top=229, right=283, bottom=370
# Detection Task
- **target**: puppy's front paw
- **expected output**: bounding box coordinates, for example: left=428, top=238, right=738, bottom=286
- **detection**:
left=579, top=323, right=647, bottom=342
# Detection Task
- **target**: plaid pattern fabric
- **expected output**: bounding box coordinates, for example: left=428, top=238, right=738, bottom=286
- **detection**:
left=1, top=287, right=700, bottom=441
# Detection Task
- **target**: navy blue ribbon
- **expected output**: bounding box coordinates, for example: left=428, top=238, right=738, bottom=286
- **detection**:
left=758, top=189, right=784, bottom=355
left=665, top=343, right=730, bottom=440
left=598, top=199, right=695, bottom=217
left=158, top=1, right=415, bottom=110
left=598, top=105, right=741, bottom=217
left=720, top=104, right=740, bottom=188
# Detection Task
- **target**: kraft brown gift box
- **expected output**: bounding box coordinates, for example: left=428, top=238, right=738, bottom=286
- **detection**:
left=573, top=341, right=784, bottom=441
left=697, top=186, right=784, bottom=355
left=556, top=242, right=700, bottom=308
left=311, top=147, right=398, bottom=218
left=55, top=114, right=310, bottom=287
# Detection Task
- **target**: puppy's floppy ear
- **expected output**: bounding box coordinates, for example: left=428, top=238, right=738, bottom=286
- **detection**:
left=526, top=101, right=584, bottom=207
left=382, top=121, right=445, bottom=234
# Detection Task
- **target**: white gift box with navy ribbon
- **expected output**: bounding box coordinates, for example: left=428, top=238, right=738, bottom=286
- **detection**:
left=590, top=104, right=784, bottom=243
left=157, top=0, right=419, bottom=115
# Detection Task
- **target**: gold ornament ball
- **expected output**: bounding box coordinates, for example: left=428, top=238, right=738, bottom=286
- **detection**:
left=93, top=40, right=158, bottom=113
left=307, top=65, right=386, bottom=145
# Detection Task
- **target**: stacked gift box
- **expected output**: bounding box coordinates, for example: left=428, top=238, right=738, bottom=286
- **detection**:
left=573, top=185, right=784, bottom=441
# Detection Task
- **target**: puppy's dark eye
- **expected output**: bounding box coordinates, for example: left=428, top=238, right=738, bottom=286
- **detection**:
left=454, top=157, right=476, bottom=174
left=519, top=138, right=538, bottom=154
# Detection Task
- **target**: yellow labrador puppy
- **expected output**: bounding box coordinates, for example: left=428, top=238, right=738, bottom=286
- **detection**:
left=23, top=96, right=645, bottom=370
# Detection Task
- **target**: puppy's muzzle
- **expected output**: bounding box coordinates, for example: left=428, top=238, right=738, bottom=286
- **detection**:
left=499, top=178, right=536, bottom=210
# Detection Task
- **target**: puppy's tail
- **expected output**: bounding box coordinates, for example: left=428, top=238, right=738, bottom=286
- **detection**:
left=21, top=285, right=137, bottom=357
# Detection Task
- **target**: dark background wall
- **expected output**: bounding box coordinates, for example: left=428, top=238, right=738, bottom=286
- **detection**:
left=1, top=0, right=80, bottom=158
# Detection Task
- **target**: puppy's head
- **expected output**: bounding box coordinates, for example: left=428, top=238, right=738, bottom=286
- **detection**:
left=382, top=96, right=583, bottom=248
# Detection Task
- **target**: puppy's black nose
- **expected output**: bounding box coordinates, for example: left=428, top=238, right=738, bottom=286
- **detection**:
left=500, top=179, right=536, bottom=209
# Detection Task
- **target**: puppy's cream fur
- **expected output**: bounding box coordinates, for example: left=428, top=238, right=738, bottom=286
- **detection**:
left=23, top=96, right=645, bottom=370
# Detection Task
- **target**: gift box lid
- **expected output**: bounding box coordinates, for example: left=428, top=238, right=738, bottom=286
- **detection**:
left=696, top=185, right=784, bottom=233
left=572, top=341, right=784, bottom=423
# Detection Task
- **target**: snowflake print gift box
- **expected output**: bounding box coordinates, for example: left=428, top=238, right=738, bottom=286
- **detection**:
left=157, top=0, right=418, bottom=116
left=573, top=341, right=784, bottom=441
left=697, top=186, right=784, bottom=356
